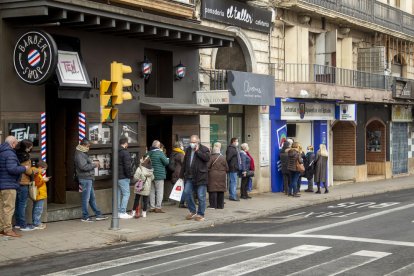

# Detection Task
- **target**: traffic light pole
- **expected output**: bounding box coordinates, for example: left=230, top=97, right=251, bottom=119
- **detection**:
left=110, top=116, right=120, bottom=230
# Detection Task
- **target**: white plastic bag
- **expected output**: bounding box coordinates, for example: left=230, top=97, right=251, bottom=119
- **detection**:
left=169, top=179, right=184, bottom=202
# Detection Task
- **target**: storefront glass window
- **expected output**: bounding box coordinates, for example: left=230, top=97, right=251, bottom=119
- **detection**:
left=210, top=115, right=227, bottom=151
left=230, top=116, right=243, bottom=144
left=8, top=123, right=39, bottom=147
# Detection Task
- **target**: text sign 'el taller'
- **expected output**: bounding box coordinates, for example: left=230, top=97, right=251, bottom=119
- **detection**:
left=201, top=0, right=272, bottom=33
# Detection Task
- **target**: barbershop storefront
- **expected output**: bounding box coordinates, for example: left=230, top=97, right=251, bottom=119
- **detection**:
left=1, top=0, right=234, bottom=221
left=270, top=99, right=335, bottom=192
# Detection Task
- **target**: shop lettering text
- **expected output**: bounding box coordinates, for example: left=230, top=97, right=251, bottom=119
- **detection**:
left=61, top=60, right=79, bottom=74
left=227, top=5, right=253, bottom=24
left=283, top=106, right=332, bottom=114
left=90, top=77, right=141, bottom=93
left=10, top=127, right=30, bottom=141
left=327, top=201, right=400, bottom=209
left=244, top=80, right=262, bottom=98
left=17, top=35, right=48, bottom=53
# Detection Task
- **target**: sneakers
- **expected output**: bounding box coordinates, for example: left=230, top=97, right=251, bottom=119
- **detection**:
left=207, top=206, right=216, bottom=210
left=14, top=225, right=21, bottom=229
left=142, top=211, right=147, bottom=218
left=3, top=231, right=21, bottom=238
left=34, top=224, right=47, bottom=230
left=185, top=213, right=196, bottom=220
left=194, top=215, right=205, bottom=222
left=81, top=218, right=93, bottom=222
left=131, top=210, right=136, bottom=217
left=20, top=225, right=35, bottom=231
left=119, top=213, right=133, bottom=219
left=96, top=216, right=109, bottom=221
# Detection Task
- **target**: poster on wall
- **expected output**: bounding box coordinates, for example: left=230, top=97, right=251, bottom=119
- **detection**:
left=119, top=123, right=138, bottom=144
left=8, top=123, right=39, bottom=146
left=89, top=123, right=111, bottom=144
left=90, top=153, right=111, bottom=176
left=259, top=114, right=270, bottom=166
left=367, top=131, right=382, bottom=152
left=276, top=125, right=287, bottom=150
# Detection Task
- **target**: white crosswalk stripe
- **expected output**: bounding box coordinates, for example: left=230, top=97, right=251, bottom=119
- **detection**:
left=194, top=244, right=331, bottom=276
left=45, top=241, right=222, bottom=276
left=385, top=263, right=414, bottom=275
left=114, top=242, right=274, bottom=276
left=288, top=250, right=391, bottom=276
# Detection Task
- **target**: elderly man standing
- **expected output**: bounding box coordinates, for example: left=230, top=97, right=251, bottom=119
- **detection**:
left=180, top=135, right=210, bottom=221
left=0, top=136, right=27, bottom=238
left=147, top=140, right=169, bottom=213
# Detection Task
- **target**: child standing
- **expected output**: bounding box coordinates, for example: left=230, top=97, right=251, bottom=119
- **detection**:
left=131, top=157, right=154, bottom=218
left=32, top=161, right=50, bottom=230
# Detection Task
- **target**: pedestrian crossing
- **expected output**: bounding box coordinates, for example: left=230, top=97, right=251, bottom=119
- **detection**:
left=45, top=239, right=412, bottom=276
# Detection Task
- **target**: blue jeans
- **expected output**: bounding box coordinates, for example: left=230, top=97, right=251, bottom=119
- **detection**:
left=32, top=199, right=45, bottom=226
left=183, top=180, right=206, bottom=217
left=15, top=185, right=29, bottom=227
left=79, top=179, right=102, bottom=220
left=117, top=178, right=130, bottom=213
left=228, top=172, right=238, bottom=200
left=289, top=172, right=301, bottom=195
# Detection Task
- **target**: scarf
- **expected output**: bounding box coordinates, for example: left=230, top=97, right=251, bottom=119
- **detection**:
left=246, top=151, right=255, bottom=170
left=172, top=147, right=185, bottom=155
left=76, top=144, right=89, bottom=153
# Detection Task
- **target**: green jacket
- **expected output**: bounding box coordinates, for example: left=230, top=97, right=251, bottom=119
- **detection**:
left=147, top=149, right=169, bottom=180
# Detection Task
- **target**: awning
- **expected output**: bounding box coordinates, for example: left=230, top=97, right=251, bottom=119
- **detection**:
left=0, top=0, right=234, bottom=48
left=140, top=102, right=218, bottom=115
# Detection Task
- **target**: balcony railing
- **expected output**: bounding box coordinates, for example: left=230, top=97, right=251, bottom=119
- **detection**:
left=271, top=63, right=393, bottom=91
left=200, top=69, right=228, bottom=91
left=300, top=0, right=414, bottom=36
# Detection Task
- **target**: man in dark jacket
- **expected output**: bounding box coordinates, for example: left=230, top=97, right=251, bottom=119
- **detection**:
left=180, top=135, right=210, bottom=221
left=279, top=141, right=291, bottom=195
left=226, top=138, right=241, bottom=201
left=74, top=138, right=108, bottom=222
left=118, top=137, right=132, bottom=219
left=0, top=136, right=27, bottom=238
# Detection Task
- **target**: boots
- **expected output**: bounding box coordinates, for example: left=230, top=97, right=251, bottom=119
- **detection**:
left=315, top=183, right=321, bottom=194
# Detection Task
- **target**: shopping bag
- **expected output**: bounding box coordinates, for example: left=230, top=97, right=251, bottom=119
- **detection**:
left=28, top=172, right=37, bottom=201
left=169, top=179, right=184, bottom=202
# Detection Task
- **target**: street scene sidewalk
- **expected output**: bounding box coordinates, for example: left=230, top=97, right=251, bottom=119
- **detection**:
left=1, top=175, right=414, bottom=265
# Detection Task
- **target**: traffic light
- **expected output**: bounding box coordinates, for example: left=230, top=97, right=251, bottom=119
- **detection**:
left=111, top=61, right=133, bottom=105
left=100, top=80, right=118, bottom=122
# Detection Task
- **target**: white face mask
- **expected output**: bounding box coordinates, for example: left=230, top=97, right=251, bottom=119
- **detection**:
left=234, top=142, right=239, bottom=147
left=190, top=143, right=196, bottom=149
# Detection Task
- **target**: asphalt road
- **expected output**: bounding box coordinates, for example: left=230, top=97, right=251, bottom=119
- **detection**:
left=2, top=189, right=414, bottom=276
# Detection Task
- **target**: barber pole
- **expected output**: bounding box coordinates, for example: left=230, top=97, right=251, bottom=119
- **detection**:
left=78, top=112, right=86, bottom=143
left=40, top=112, right=46, bottom=177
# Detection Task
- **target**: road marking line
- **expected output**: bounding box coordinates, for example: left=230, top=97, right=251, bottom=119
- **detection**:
left=292, top=202, right=414, bottom=234
left=385, top=263, right=414, bottom=275
left=177, top=233, right=414, bottom=247
left=110, top=240, right=176, bottom=251
left=193, top=245, right=330, bottom=276
left=113, top=242, right=274, bottom=276
left=288, top=250, right=391, bottom=276
left=45, top=241, right=222, bottom=276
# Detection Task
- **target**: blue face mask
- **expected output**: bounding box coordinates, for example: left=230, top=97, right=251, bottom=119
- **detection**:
left=190, top=143, right=196, bottom=149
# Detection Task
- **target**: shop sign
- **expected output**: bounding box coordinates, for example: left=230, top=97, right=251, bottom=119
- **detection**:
left=227, top=71, right=275, bottom=106
left=56, top=51, right=88, bottom=85
left=281, top=102, right=335, bottom=120
left=336, top=104, right=357, bottom=121
left=13, top=30, right=58, bottom=85
left=201, top=0, right=272, bottom=33
left=392, top=105, right=413, bottom=122
left=196, top=90, right=230, bottom=105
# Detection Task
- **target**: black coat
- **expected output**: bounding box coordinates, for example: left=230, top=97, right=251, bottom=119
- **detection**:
left=226, top=145, right=240, bottom=172
left=180, top=144, right=210, bottom=185
left=118, top=147, right=132, bottom=179
left=279, top=148, right=290, bottom=174
left=304, top=152, right=316, bottom=179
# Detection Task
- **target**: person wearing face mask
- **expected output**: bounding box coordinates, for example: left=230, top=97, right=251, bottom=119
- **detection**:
left=169, top=141, right=186, bottom=208
left=74, top=138, right=108, bottom=222
left=226, top=138, right=241, bottom=201
left=180, top=135, right=210, bottom=221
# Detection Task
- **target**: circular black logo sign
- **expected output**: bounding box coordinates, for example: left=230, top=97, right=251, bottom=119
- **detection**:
left=13, top=30, right=58, bottom=85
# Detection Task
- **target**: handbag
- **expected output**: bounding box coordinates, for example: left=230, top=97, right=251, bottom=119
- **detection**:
left=296, top=159, right=305, bottom=174
left=169, top=178, right=184, bottom=201
left=246, top=170, right=255, bottom=177
left=134, top=178, right=146, bottom=194
left=28, top=172, right=38, bottom=201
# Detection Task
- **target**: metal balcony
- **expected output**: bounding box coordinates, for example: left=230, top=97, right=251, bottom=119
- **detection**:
left=299, top=0, right=414, bottom=36
left=271, top=63, right=393, bottom=90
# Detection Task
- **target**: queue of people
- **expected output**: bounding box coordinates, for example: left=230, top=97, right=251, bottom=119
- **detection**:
left=279, top=139, right=329, bottom=197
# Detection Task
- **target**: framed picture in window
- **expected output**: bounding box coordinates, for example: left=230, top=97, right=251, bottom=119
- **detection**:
left=89, top=153, right=112, bottom=177
left=89, top=123, right=111, bottom=145
left=119, top=122, right=138, bottom=144
left=8, top=122, right=40, bottom=147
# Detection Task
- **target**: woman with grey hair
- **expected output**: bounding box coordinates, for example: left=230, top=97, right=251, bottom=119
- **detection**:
left=207, top=142, right=228, bottom=209
left=239, top=143, right=252, bottom=199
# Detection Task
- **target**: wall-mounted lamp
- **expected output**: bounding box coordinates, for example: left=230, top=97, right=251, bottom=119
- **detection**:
left=175, top=61, right=186, bottom=80
left=140, top=56, right=152, bottom=80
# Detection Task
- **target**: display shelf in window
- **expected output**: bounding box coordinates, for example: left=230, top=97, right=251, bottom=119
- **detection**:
left=7, top=121, right=40, bottom=148
left=89, top=153, right=112, bottom=178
